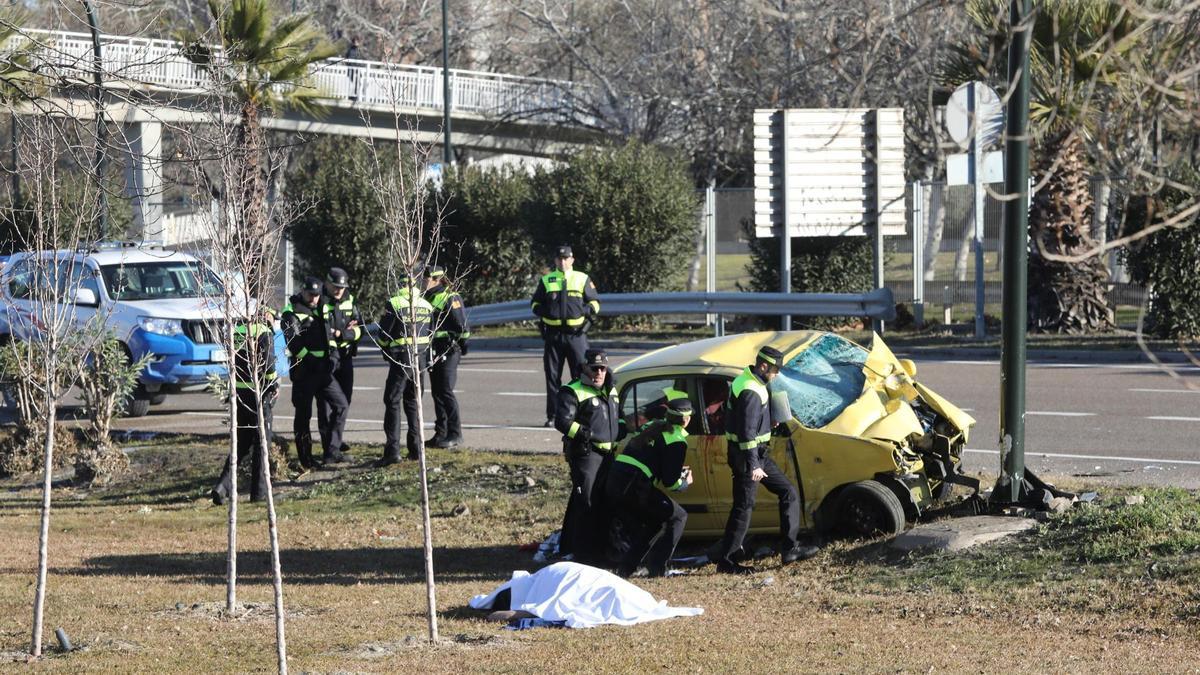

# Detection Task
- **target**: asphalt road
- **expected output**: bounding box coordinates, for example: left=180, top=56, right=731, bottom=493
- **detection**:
left=111, top=345, right=1200, bottom=488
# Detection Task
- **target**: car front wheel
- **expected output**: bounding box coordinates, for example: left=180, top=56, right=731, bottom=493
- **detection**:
left=836, top=480, right=906, bottom=538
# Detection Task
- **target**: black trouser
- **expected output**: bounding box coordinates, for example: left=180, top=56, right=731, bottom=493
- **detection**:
left=559, top=441, right=612, bottom=560
left=317, top=351, right=354, bottom=452
left=430, top=339, right=461, bottom=441
left=292, top=358, right=349, bottom=465
left=542, top=329, right=588, bottom=419
left=217, top=389, right=273, bottom=499
left=383, top=354, right=425, bottom=460
left=606, top=467, right=687, bottom=574
left=714, top=446, right=800, bottom=562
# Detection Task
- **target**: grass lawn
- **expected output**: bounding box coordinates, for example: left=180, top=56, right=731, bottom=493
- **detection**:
left=3, top=439, right=1199, bottom=672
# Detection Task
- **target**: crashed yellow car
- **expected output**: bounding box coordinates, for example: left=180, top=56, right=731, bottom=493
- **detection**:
left=613, top=331, right=976, bottom=538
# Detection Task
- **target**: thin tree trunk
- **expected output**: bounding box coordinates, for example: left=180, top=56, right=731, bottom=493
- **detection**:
left=257, top=396, right=288, bottom=674
left=414, top=363, right=438, bottom=643
left=30, top=385, right=56, bottom=658
left=922, top=183, right=945, bottom=282
left=225, top=282, right=239, bottom=614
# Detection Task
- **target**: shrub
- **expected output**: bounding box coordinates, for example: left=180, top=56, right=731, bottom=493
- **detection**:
left=1122, top=165, right=1200, bottom=339
left=74, top=337, right=149, bottom=484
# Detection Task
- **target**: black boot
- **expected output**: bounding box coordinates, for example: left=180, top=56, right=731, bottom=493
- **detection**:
left=211, top=461, right=233, bottom=505
left=375, top=447, right=403, bottom=468
left=295, top=434, right=320, bottom=470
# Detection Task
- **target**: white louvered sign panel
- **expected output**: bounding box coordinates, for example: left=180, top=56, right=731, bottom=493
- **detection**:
left=753, top=108, right=907, bottom=238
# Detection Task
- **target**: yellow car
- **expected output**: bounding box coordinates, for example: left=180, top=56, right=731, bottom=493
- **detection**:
left=613, top=331, right=977, bottom=538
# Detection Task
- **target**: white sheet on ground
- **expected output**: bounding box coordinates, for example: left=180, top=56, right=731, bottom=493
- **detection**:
left=469, top=561, right=704, bottom=629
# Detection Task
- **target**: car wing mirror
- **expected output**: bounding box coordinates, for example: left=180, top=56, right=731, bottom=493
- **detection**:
left=899, top=358, right=917, bottom=378
left=73, top=287, right=99, bottom=307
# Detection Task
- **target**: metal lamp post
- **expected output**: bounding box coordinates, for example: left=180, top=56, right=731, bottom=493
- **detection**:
left=441, top=0, right=453, bottom=167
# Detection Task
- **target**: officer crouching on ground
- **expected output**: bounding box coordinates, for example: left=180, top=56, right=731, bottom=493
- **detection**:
left=423, top=265, right=470, bottom=449
left=606, top=397, right=694, bottom=578
left=555, top=348, right=619, bottom=562
left=376, top=269, right=433, bottom=466
left=211, top=307, right=279, bottom=504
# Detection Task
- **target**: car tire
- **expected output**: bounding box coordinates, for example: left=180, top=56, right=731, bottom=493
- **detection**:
left=126, top=398, right=151, bottom=418
left=835, top=480, right=906, bottom=538
left=149, top=393, right=167, bottom=406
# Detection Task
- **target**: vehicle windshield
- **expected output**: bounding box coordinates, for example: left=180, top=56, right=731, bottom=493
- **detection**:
left=770, top=334, right=868, bottom=428
left=99, top=261, right=223, bottom=301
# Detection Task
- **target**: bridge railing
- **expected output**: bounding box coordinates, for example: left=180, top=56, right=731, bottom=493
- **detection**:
left=464, top=289, right=897, bottom=327
left=14, top=28, right=583, bottom=120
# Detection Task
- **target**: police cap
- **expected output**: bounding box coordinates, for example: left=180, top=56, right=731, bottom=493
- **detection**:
left=666, top=397, right=694, bottom=419
left=556, top=244, right=573, bottom=259
left=327, top=267, right=350, bottom=288
left=424, top=265, right=445, bottom=279
left=756, top=345, right=784, bottom=367
left=301, top=276, right=323, bottom=295
left=583, top=348, right=609, bottom=368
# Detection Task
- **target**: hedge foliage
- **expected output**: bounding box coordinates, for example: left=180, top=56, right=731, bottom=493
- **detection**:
left=1121, top=165, right=1200, bottom=339
left=743, top=220, right=874, bottom=329
left=289, top=139, right=700, bottom=311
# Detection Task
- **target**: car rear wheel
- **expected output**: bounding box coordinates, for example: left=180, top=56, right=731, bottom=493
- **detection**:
left=149, top=393, right=167, bottom=405
left=836, top=480, right=906, bottom=538
left=126, top=397, right=151, bottom=418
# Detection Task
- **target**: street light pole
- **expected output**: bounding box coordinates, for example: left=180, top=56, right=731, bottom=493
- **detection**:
left=441, top=0, right=453, bottom=167
left=995, top=0, right=1033, bottom=504
left=83, top=0, right=108, bottom=235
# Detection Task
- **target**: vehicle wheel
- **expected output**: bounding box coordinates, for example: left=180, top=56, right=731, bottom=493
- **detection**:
left=835, top=480, right=906, bottom=538
left=126, top=398, right=151, bottom=418
left=149, top=393, right=167, bottom=406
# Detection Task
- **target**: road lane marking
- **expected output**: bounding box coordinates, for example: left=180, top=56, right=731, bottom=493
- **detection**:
left=181, top=411, right=554, bottom=433
left=1146, top=416, right=1200, bottom=422
left=1130, top=388, right=1200, bottom=394
left=1026, top=411, right=1095, bottom=417
left=496, top=392, right=544, bottom=397
left=460, top=368, right=539, bottom=374
left=965, top=448, right=1200, bottom=466
left=937, top=359, right=1200, bottom=372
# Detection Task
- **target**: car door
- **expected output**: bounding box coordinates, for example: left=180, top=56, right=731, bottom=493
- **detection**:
left=618, top=375, right=716, bottom=531
left=4, top=256, right=42, bottom=340
left=58, top=257, right=101, bottom=333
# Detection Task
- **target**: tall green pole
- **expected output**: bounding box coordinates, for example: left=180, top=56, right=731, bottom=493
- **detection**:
left=83, top=0, right=108, bottom=236
left=995, top=0, right=1032, bottom=503
left=441, top=0, right=453, bottom=167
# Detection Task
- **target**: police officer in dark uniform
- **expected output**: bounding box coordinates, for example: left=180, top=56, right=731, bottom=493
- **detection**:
left=555, top=348, right=619, bottom=562
left=281, top=276, right=350, bottom=468
left=532, top=244, right=600, bottom=427
left=317, top=267, right=363, bottom=456
left=423, top=265, right=470, bottom=449
left=211, top=307, right=279, bottom=504
left=606, top=397, right=694, bottom=578
left=712, top=345, right=818, bottom=574
left=376, top=270, right=433, bottom=466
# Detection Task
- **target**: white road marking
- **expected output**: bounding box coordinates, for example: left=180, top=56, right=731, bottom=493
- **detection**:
left=459, top=368, right=540, bottom=374
left=1130, top=388, right=1200, bottom=394
left=965, top=448, right=1200, bottom=466
left=277, top=384, right=381, bottom=391
left=937, top=359, right=1200, bottom=373
left=1146, top=416, right=1200, bottom=422
left=496, top=392, right=544, bottom=397
left=180, top=411, right=553, bottom=433
left=1026, top=411, right=1095, bottom=417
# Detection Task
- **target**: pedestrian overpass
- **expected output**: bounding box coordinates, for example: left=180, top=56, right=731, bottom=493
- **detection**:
left=12, top=29, right=600, bottom=239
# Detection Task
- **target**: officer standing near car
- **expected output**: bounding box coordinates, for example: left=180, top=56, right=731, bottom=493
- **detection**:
left=281, top=276, right=350, bottom=468
left=376, top=270, right=433, bottom=466
left=532, top=244, right=600, bottom=427
left=423, top=265, right=470, bottom=449
left=606, top=397, right=694, bottom=578
left=712, top=346, right=818, bottom=574
left=317, top=267, right=363, bottom=457
left=211, top=307, right=279, bottom=504
left=555, top=348, right=619, bottom=562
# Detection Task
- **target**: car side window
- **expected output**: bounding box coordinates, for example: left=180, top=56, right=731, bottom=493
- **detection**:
left=7, top=259, right=33, bottom=299
left=698, top=376, right=731, bottom=436
left=619, top=377, right=706, bottom=435
left=57, top=259, right=100, bottom=303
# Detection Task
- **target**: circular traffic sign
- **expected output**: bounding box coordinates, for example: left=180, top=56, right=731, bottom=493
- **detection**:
left=945, top=81, right=1005, bottom=150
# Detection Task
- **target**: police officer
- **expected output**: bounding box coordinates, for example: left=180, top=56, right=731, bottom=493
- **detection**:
left=211, top=307, right=279, bottom=504
left=555, top=348, right=619, bottom=562
left=532, top=244, right=600, bottom=427
left=317, top=267, right=363, bottom=456
left=606, top=397, right=694, bottom=578
left=712, top=346, right=818, bottom=574
left=376, top=270, right=433, bottom=466
left=281, top=276, right=350, bottom=468
left=423, top=265, right=470, bottom=449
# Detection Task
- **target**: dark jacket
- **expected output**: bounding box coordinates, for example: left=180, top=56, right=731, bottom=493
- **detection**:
left=614, top=419, right=689, bottom=490
left=322, top=291, right=364, bottom=355
left=280, top=293, right=331, bottom=368
left=555, top=375, right=620, bottom=450
left=725, top=366, right=772, bottom=473
left=424, top=283, right=470, bottom=347
left=530, top=269, right=599, bottom=332
left=232, top=321, right=277, bottom=392
left=377, top=287, right=433, bottom=364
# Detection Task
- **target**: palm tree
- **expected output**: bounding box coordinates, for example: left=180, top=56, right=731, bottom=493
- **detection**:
left=183, top=0, right=337, bottom=277
left=944, top=0, right=1174, bottom=333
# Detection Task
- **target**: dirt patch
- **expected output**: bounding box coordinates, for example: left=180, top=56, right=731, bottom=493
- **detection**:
left=158, top=601, right=322, bottom=622
left=338, top=633, right=505, bottom=659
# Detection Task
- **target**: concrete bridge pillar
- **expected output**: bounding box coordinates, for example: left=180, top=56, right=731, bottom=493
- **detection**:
left=123, top=120, right=164, bottom=242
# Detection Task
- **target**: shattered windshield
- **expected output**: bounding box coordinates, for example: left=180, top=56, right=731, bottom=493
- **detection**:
left=770, top=334, right=868, bottom=428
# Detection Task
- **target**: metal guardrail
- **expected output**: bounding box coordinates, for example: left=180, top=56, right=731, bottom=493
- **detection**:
left=465, top=289, right=896, bottom=326
left=13, top=28, right=584, bottom=121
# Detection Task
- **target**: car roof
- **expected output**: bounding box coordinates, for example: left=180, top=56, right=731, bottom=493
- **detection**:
left=615, top=330, right=824, bottom=378
left=11, top=247, right=199, bottom=266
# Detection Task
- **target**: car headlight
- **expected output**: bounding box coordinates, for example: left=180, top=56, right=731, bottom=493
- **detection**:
left=138, top=316, right=184, bottom=336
